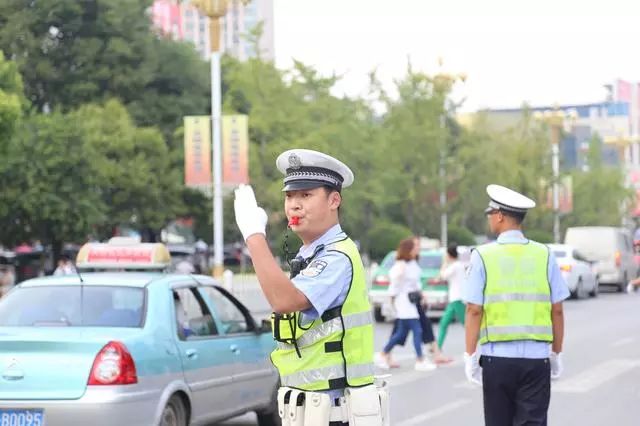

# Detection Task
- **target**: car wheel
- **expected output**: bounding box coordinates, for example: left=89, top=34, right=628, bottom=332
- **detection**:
left=373, top=305, right=385, bottom=323
left=256, top=387, right=282, bottom=426
left=570, top=278, right=581, bottom=300
left=160, top=395, right=187, bottom=426
left=589, top=277, right=599, bottom=297
left=619, top=273, right=628, bottom=293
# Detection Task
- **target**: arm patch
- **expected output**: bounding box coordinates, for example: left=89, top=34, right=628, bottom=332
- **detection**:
left=300, top=260, right=328, bottom=277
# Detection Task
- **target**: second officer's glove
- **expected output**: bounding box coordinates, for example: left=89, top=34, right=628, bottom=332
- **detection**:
left=464, top=352, right=482, bottom=386
left=550, top=352, right=563, bottom=380
left=234, top=184, right=268, bottom=241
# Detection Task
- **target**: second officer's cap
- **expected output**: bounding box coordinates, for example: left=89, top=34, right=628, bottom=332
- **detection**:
left=276, top=149, right=354, bottom=192
left=484, top=184, right=536, bottom=214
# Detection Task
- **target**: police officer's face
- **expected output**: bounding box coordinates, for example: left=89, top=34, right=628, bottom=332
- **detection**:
left=486, top=209, right=503, bottom=234
left=285, top=187, right=341, bottom=235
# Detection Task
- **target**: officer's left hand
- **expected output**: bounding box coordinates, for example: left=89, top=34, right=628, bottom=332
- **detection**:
left=464, top=352, right=482, bottom=386
left=234, top=184, right=268, bottom=241
left=550, top=352, right=563, bottom=380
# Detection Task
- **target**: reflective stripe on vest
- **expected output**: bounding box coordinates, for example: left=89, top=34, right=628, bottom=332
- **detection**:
left=276, top=310, right=373, bottom=350
left=477, top=241, right=553, bottom=344
left=480, top=325, right=553, bottom=341
left=270, top=237, right=375, bottom=391
left=281, top=362, right=375, bottom=388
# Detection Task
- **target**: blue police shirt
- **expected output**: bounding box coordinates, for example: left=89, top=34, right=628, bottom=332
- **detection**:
left=293, top=223, right=351, bottom=320
left=463, top=230, right=570, bottom=359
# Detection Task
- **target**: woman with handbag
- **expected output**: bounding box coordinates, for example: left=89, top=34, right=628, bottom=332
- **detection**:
left=375, top=237, right=437, bottom=371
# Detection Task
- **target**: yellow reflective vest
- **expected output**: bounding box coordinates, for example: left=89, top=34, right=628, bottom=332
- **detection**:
left=476, top=241, right=553, bottom=344
left=270, top=237, right=375, bottom=391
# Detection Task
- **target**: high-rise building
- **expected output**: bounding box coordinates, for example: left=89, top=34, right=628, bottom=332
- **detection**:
left=150, top=0, right=274, bottom=61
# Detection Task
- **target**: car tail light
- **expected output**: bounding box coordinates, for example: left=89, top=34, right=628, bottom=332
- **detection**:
left=373, top=275, right=390, bottom=286
left=88, top=341, right=137, bottom=385
left=615, top=251, right=621, bottom=267
left=560, top=264, right=572, bottom=272
left=428, top=278, right=445, bottom=286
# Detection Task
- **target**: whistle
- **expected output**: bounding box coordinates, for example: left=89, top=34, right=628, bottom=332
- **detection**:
left=289, top=217, right=300, bottom=226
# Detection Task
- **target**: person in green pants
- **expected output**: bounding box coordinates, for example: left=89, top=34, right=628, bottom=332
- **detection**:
left=437, top=244, right=467, bottom=351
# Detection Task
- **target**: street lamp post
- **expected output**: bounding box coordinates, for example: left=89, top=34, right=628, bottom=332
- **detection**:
left=192, top=0, right=250, bottom=277
left=434, top=59, right=466, bottom=248
left=533, top=109, right=575, bottom=243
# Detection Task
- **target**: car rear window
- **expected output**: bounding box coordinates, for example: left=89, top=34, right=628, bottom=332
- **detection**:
left=553, top=250, right=567, bottom=258
left=0, top=285, right=145, bottom=327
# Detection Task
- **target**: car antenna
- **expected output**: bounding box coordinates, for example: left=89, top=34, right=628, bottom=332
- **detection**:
left=73, top=261, right=84, bottom=283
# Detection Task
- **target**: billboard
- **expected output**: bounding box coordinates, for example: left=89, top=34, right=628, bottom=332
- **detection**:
left=184, top=116, right=211, bottom=189
left=222, top=115, right=249, bottom=185
left=544, top=175, right=573, bottom=214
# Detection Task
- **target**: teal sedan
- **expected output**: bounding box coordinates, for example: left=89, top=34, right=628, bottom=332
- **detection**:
left=0, top=272, right=279, bottom=426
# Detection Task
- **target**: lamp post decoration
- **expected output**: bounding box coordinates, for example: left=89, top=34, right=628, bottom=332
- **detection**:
left=191, top=0, right=251, bottom=277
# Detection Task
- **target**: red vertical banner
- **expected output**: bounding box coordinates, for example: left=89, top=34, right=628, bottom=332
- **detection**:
left=222, top=115, right=249, bottom=185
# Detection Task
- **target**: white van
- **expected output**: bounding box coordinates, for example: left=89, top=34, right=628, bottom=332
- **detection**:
left=564, top=226, right=636, bottom=292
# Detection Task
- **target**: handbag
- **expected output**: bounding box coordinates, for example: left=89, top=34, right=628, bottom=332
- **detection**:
left=408, top=290, right=422, bottom=304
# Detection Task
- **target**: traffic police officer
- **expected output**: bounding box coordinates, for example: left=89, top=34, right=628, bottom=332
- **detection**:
left=234, top=149, right=387, bottom=426
left=463, top=184, right=570, bottom=426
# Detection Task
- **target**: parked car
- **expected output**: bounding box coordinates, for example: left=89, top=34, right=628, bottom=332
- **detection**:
left=0, top=241, right=279, bottom=426
left=369, top=248, right=448, bottom=321
left=564, top=226, right=636, bottom=292
left=547, top=244, right=598, bottom=299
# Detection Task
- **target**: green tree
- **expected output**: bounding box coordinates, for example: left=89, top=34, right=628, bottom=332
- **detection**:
left=72, top=100, right=184, bottom=239
left=0, top=50, right=25, bottom=148
left=0, top=0, right=210, bottom=139
left=0, top=111, right=105, bottom=255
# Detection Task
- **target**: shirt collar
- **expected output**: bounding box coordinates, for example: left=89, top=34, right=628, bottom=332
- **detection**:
left=496, top=229, right=527, bottom=243
left=298, top=224, right=345, bottom=258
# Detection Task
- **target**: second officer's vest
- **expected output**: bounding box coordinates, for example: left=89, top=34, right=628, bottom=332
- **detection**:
left=270, top=237, right=375, bottom=391
left=476, top=240, right=553, bottom=344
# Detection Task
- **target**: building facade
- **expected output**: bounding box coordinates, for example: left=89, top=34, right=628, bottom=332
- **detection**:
left=150, top=0, right=274, bottom=61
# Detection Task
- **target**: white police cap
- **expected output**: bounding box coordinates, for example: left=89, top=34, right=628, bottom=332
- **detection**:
left=276, top=149, right=354, bottom=192
left=485, top=184, right=536, bottom=214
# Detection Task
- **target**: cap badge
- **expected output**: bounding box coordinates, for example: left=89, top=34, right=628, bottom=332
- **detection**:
left=288, top=153, right=302, bottom=170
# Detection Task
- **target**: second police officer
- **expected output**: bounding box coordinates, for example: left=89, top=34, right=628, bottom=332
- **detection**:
left=234, top=149, right=388, bottom=426
left=463, top=184, right=570, bottom=426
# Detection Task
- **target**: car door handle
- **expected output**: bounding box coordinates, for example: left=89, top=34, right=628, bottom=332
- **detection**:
left=230, top=344, right=240, bottom=354
left=185, top=349, right=199, bottom=360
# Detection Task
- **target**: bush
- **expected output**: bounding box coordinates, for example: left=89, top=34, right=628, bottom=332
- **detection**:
left=447, top=226, right=476, bottom=246
left=525, top=229, right=554, bottom=243
left=367, top=222, right=413, bottom=261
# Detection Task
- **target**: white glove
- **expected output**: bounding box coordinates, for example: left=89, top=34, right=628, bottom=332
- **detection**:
left=464, top=352, right=482, bottom=386
left=550, top=352, right=563, bottom=380
left=233, top=184, right=268, bottom=241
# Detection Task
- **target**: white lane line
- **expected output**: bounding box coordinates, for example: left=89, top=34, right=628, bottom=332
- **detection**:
left=611, top=337, right=636, bottom=347
left=553, top=359, right=640, bottom=393
left=395, top=399, right=472, bottom=426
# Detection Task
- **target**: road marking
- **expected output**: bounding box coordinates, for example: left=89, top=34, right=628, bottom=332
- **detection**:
left=395, top=399, right=472, bottom=426
left=611, top=337, right=636, bottom=347
left=553, top=359, right=640, bottom=393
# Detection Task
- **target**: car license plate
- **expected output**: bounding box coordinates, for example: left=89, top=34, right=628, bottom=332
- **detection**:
left=0, top=409, right=44, bottom=426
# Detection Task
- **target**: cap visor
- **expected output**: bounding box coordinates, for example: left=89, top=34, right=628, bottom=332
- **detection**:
left=282, top=180, right=327, bottom=192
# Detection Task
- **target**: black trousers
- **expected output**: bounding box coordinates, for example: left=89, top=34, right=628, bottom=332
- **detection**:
left=480, top=356, right=551, bottom=426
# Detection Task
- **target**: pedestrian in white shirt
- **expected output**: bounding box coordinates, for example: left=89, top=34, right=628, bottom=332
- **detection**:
left=436, top=245, right=467, bottom=352
left=375, top=238, right=437, bottom=371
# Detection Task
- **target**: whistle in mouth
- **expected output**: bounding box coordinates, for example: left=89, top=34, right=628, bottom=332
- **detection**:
left=289, top=217, right=300, bottom=226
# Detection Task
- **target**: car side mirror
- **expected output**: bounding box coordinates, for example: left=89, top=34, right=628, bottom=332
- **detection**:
left=259, top=318, right=272, bottom=334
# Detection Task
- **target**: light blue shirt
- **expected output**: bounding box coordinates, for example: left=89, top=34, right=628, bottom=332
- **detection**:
left=463, top=230, right=570, bottom=359
left=291, top=223, right=351, bottom=404
left=293, top=224, right=351, bottom=320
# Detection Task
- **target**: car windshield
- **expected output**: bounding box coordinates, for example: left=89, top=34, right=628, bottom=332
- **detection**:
left=418, top=254, right=442, bottom=269
left=0, top=285, right=145, bottom=327
left=380, top=251, right=442, bottom=270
